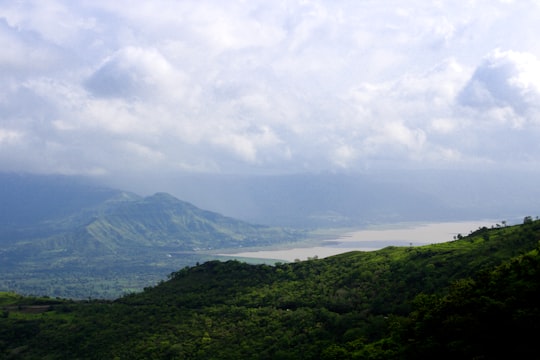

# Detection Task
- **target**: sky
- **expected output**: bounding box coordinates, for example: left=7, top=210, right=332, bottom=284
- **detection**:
left=1, top=0, right=540, bottom=183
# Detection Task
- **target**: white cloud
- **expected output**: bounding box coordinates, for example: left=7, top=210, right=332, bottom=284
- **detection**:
left=0, top=19, right=60, bottom=76
left=430, top=118, right=457, bottom=134
left=458, top=50, right=540, bottom=115
left=85, top=46, right=188, bottom=101
left=362, top=122, right=427, bottom=158
left=332, top=144, right=356, bottom=168
left=1, top=0, right=540, bottom=179
left=0, top=128, right=22, bottom=145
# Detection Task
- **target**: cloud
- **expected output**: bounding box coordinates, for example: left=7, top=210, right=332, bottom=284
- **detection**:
left=430, top=118, right=458, bottom=134
left=0, top=128, right=22, bottom=145
left=458, top=49, right=540, bottom=119
left=1, top=0, right=540, bottom=181
left=0, top=19, right=60, bottom=77
left=84, top=46, right=189, bottom=101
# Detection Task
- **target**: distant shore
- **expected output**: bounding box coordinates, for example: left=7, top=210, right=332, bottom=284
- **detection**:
left=219, top=220, right=498, bottom=262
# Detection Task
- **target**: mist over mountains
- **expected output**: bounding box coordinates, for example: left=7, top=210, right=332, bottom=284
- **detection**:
left=0, top=173, right=302, bottom=298
left=107, top=169, right=540, bottom=227
left=0, top=173, right=122, bottom=226
left=2, top=170, right=539, bottom=229
left=1, top=170, right=538, bottom=298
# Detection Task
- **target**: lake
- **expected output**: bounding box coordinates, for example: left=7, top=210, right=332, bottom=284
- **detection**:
left=221, top=220, right=498, bottom=262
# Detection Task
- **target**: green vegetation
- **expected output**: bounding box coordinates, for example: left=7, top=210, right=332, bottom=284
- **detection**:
left=1, top=218, right=539, bottom=359
left=0, top=192, right=305, bottom=299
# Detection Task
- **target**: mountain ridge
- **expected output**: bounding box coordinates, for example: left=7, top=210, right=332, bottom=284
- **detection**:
left=0, top=175, right=305, bottom=298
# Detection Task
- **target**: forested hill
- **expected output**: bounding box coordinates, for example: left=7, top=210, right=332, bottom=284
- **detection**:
left=2, top=217, right=539, bottom=358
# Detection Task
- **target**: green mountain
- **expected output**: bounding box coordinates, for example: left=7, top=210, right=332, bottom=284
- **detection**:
left=0, top=188, right=304, bottom=299
left=1, top=217, right=539, bottom=359
left=18, top=192, right=300, bottom=255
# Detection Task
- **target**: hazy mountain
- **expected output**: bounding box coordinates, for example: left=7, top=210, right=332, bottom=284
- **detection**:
left=2, top=170, right=538, bottom=297
left=0, top=173, right=299, bottom=250
left=0, top=173, right=303, bottom=298
left=4, top=170, right=537, bottom=231
left=57, top=191, right=300, bottom=253
left=129, top=170, right=540, bottom=227
left=121, top=172, right=452, bottom=227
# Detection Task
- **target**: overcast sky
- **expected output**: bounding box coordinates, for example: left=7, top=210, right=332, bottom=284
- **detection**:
left=2, top=0, right=540, bottom=182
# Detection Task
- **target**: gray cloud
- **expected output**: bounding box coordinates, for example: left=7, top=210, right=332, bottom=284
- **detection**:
left=1, top=0, right=540, bottom=183
left=84, top=47, right=184, bottom=100
left=458, top=50, right=540, bottom=116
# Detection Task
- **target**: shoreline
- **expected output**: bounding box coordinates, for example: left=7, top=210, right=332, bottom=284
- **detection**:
left=219, top=219, right=498, bottom=262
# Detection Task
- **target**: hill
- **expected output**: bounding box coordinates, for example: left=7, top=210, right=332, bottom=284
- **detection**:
left=0, top=174, right=304, bottom=299
left=1, top=217, right=539, bottom=359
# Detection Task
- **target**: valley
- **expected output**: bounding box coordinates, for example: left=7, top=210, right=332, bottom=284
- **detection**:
left=0, top=173, right=529, bottom=299
left=1, top=218, right=539, bottom=359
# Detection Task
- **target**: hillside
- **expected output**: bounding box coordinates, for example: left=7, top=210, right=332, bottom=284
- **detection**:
left=0, top=176, right=304, bottom=299
left=1, top=217, right=539, bottom=359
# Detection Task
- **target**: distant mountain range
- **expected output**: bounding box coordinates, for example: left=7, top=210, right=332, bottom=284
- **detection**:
left=0, top=173, right=303, bottom=298
left=125, top=169, right=540, bottom=227
left=2, top=170, right=539, bottom=298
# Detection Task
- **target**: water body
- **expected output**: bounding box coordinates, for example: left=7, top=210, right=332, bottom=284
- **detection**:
left=222, top=220, right=498, bottom=262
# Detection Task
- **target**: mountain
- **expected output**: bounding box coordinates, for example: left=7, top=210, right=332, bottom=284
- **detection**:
left=5, top=170, right=537, bottom=230
left=82, top=192, right=297, bottom=251
left=15, top=191, right=300, bottom=256
left=1, top=217, right=538, bottom=359
left=0, top=174, right=304, bottom=298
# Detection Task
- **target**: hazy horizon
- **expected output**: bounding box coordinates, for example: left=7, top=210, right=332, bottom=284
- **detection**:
left=1, top=170, right=537, bottom=229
